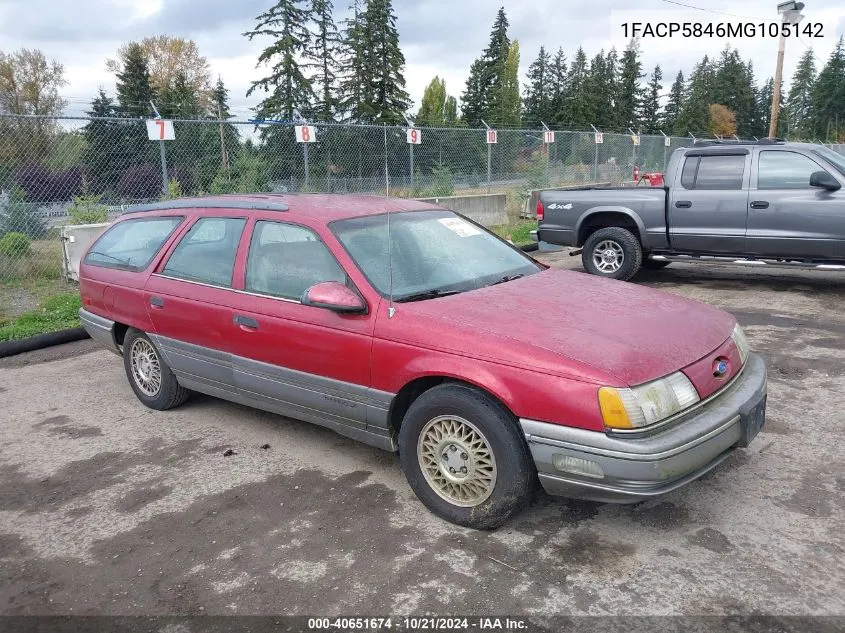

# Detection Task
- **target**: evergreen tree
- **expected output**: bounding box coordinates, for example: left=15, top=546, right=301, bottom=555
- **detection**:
left=204, top=78, right=241, bottom=192
left=581, top=51, right=614, bottom=128
left=755, top=77, right=782, bottom=138
left=358, top=0, right=410, bottom=124
left=641, top=65, right=663, bottom=133
left=115, top=42, right=155, bottom=118
left=524, top=46, right=552, bottom=125
left=811, top=36, right=845, bottom=140
left=444, top=96, right=457, bottom=124
left=675, top=55, right=715, bottom=135
left=338, top=0, right=367, bottom=122
left=615, top=39, right=644, bottom=130
left=563, top=48, right=590, bottom=127
left=711, top=48, right=757, bottom=135
left=663, top=71, right=685, bottom=132
left=784, top=48, right=816, bottom=138
left=244, top=0, right=314, bottom=120
left=307, top=0, right=341, bottom=121
left=461, top=7, right=510, bottom=125
left=83, top=89, right=123, bottom=195
left=605, top=47, right=619, bottom=126
left=548, top=48, right=568, bottom=125
left=498, top=41, right=521, bottom=126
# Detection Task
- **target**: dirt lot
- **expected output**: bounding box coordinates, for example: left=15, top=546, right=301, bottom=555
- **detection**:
left=1, top=254, right=844, bottom=621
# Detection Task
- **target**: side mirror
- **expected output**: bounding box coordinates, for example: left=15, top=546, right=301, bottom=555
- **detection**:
left=302, top=282, right=367, bottom=314
left=810, top=171, right=841, bottom=192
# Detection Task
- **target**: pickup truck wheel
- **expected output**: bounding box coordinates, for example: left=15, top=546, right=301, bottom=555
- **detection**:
left=582, top=227, right=643, bottom=281
left=398, top=384, right=535, bottom=530
left=123, top=329, right=190, bottom=411
left=641, top=259, right=671, bottom=270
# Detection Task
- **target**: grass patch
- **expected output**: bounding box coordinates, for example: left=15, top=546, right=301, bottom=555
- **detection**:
left=0, top=293, right=82, bottom=342
left=491, top=220, right=537, bottom=246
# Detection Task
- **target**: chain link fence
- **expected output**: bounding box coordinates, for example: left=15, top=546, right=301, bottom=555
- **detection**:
left=1, top=112, right=843, bottom=320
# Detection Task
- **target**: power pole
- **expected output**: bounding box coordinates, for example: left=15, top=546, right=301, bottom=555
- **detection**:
left=769, top=2, right=805, bottom=138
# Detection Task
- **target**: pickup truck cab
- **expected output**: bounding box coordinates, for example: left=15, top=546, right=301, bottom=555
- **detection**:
left=536, top=140, right=845, bottom=280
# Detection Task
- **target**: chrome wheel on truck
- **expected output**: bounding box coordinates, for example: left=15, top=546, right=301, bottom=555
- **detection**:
left=398, top=383, right=535, bottom=529
left=418, top=415, right=497, bottom=507
left=592, top=239, right=625, bottom=274
left=582, top=227, right=643, bottom=281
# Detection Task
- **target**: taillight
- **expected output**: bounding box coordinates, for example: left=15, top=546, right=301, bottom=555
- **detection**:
left=536, top=199, right=544, bottom=221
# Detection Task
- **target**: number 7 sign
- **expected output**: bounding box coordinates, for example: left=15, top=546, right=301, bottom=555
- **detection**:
left=146, top=119, right=175, bottom=141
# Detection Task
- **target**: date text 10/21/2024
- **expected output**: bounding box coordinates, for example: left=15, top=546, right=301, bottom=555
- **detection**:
left=307, top=617, right=530, bottom=630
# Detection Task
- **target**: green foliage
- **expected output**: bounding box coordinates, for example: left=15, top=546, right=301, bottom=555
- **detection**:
left=418, top=76, right=453, bottom=126
left=161, top=178, right=183, bottom=200
left=811, top=36, right=845, bottom=140
left=67, top=192, right=108, bottom=225
left=616, top=39, right=645, bottom=130
left=461, top=8, right=511, bottom=126
left=307, top=0, right=342, bottom=121
left=429, top=162, right=454, bottom=196
left=785, top=49, right=817, bottom=138
left=663, top=71, right=685, bottom=133
left=0, top=187, right=46, bottom=239
left=245, top=0, right=314, bottom=120
left=498, top=41, right=521, bottom=126
left=524, top=46, right=553, bottom=125
left=0, top=293, right=82, bottom=342
left=0, top=232, right=31, bottom=258
left=641, top=65, right=663, bottom=133
left=45, top=132, right=87, bottom=171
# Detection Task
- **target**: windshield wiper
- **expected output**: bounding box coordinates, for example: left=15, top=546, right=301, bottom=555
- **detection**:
left=489, top=273, right=525, bottom=286
left=88, top=251, right=133, bottom=267
left=395, top=288, right=464, bottom=303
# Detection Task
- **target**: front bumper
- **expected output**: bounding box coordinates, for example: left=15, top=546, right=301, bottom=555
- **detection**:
left=520, top=353, right=767, bottom=503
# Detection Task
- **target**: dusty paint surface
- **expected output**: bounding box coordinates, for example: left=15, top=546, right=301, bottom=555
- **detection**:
left=1, top=256, right=843, bottom=616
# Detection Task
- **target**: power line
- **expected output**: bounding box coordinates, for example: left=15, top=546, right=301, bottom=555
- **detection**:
left=657, top=0, right=759, bottom=21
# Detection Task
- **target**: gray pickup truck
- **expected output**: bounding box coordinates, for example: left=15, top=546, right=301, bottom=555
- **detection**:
left=534, top=139, right=845, bottom=280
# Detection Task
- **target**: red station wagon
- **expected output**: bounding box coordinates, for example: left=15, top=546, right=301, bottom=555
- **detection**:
left=78, top=194, right=767, bottom=529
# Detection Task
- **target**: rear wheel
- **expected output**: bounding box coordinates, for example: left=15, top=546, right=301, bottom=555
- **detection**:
left=582, top=227, right=642, bottom=281
left=398, top=383, right=535, bottom=530
left=123, top=329, right=190, bottom=410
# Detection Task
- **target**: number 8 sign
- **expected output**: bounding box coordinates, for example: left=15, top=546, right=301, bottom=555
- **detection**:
left=295, top=125, right=316, bottom=143
left=406, top=128, right=421, bottom=144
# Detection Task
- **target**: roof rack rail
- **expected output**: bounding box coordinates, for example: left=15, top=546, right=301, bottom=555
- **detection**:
left=121, top=197, right=289, bottom=215
left=692, top=137, right=787, bottom=147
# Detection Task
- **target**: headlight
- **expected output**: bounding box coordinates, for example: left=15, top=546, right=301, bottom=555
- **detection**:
left=599, top=371, right=700, bottom=430
left=731, top=323, right=749, bottom=365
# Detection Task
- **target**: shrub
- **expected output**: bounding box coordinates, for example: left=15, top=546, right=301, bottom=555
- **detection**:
left=429, top=162, right=454, bottom=197
left=0, top=232, right=31, bottom=258
left=14, top=163, right=84, bottom=203
left=67, top=192, right=109, bottom=225
left=168, top=165, right=197, bottom=196
left=118, top=164, right=161, bottom=200
left=160, top=178, right=183, bottom=201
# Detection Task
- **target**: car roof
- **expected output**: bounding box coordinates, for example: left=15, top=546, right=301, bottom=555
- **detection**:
left=121, top=193, right=446, bottom=221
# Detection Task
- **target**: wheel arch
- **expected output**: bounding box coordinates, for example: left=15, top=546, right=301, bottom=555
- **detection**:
left=387, top=374, right=516, bottom=435
left=575, top=208, right=646, bottom=247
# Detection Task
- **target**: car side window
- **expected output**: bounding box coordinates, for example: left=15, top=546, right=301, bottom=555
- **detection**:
left=162, top=217, right=246, bottom=287
left=84, top=216, right=184, bottom=270
left=245, top=221, right=347, bottom=301
left=680, top=157, right=699, bottom=189
left=758, top=151, right=827, bottom=189
left=687, top=155, right=746, bottom=190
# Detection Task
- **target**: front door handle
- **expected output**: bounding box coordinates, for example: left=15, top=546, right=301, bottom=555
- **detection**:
left=149, top=296, right=164, bottom=308
left=234, top=315, right=259, bottom=330
left=750, top=201, right=770, bottom=209
left=675, top=200, right=692, bottom=208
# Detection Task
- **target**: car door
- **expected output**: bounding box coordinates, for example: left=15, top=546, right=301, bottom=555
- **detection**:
left=228, top=218, right=382, bottom=438
left=669, top=150, right=750, bottom=253
left=746, top=149, right=845, bottom=259
left=144, top=214, right=248, bottom=396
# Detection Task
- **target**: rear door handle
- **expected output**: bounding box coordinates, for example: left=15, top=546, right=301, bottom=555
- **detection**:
left=149, top=296, right=164, bottom=308
left=675, top=200, right=692, bottom=208
left=234, top=315, right=259, bottom=330
left=750, top=201, right=770, bottom=209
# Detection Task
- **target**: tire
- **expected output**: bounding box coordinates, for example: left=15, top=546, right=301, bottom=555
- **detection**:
left=641, top=259, right=671, bottom=270
left=581, top=227, right=643, bottom=281
left=123, top=329, right=190, bottom=410
left=398, top=383, right=535, bottom=530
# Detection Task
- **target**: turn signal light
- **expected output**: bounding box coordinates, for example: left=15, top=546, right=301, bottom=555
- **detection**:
left=536, top=199, right=544, bottom=221
left=598, top=387, right=633, bottom=429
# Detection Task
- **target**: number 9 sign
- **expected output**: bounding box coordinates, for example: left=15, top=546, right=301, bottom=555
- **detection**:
left=406, top=128, right=421, bottom=144
left=295, top=125, right=316, bottom=143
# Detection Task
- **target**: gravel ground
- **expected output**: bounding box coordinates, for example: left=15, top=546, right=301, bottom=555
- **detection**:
left=1, top=255, right=843, bottom=622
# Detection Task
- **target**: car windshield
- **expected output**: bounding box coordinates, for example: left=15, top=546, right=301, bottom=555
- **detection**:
left=812, top=146, right=845, bottom=177
left=331, top=210, right=543, bottom=301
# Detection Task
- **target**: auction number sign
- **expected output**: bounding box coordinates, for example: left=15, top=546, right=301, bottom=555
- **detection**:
left=146, top=119, right=175, bottom=141
left=407, top=128, right=421, bottom=144
left=486, top=129, right=498, bottom=144
left=543, top=130, right=555, bottom=144
left=295, top=125, right=317, bottom=143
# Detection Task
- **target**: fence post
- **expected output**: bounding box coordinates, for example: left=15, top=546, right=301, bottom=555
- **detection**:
left=150, top=102, right=168, bottom=194
left=590, top=125, right=600, bottom=183
left=481, top=120, right=492, bottom=194
left=383, top=123, right=389, bottom=196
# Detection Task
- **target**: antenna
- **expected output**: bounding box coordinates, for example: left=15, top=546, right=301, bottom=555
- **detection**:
left=387, top=201, right=395, bottom=319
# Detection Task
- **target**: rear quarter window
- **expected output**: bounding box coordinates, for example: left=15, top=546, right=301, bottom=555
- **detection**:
left=84, top=216, right=184, bottom=271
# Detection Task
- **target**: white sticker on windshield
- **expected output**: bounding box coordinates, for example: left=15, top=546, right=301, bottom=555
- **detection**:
left=438, top=217, right=483, bottom=237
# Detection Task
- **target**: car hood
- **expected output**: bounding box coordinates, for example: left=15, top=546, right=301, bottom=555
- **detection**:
left=389, top=268, right=736, bottom=386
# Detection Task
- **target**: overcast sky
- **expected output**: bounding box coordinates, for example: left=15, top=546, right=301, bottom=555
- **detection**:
left=1, top=0, right=843, bottom=124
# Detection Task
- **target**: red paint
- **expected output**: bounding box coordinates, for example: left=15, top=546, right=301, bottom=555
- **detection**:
left=79, top=195, right=741, bottom=431
left=304, top=282, right=366, bottom=311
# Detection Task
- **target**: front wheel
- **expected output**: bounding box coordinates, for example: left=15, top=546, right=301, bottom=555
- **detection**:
left=582, top=227, right=643, bottom=281
left=398, top=384, right=535, bottom=529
